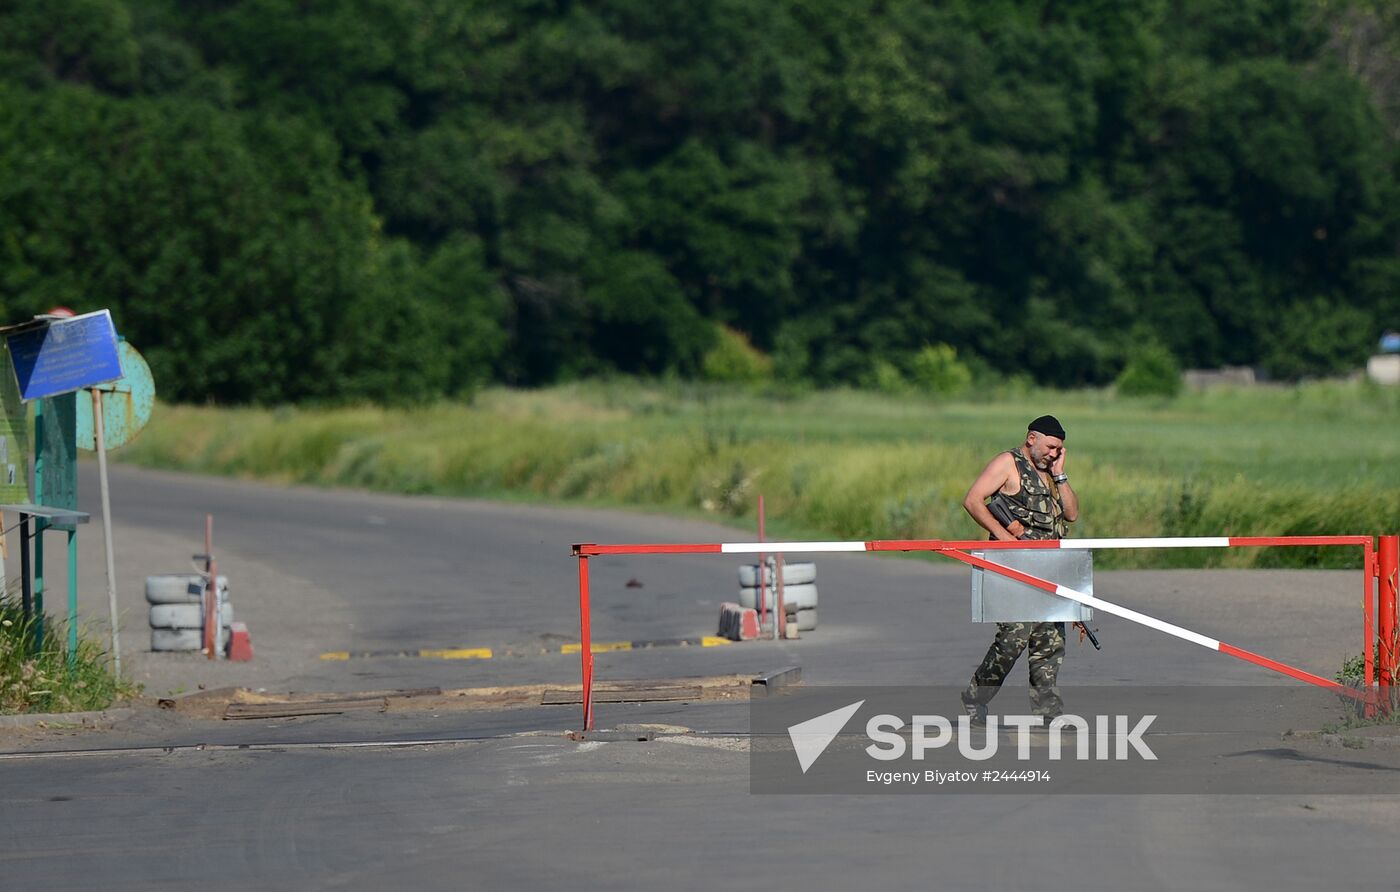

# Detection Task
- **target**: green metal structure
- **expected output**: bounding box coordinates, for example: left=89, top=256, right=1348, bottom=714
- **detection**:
left=34, top=393, right=80, bottom=659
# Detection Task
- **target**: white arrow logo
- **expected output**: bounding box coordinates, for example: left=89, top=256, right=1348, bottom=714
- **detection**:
left=788, top=700, right=865, bottom=773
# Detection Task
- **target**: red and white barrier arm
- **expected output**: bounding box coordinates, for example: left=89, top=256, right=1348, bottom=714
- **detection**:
left=942, top=548, right=1361, bottom=698
left=574, top=535, right=1371, bottom=556
left=571, top=533, right=1379, bottom=728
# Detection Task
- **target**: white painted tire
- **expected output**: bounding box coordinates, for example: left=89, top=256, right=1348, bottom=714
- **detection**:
left=145, top=575, right=229, bottom=605
left=151, top=627, right=230, bottom=652
left=149, top=603, right=233, bottom=630
left=738, top=583, right=818, bottom=611
left=738, top=562, right=816, bottom=588
left=796, top=608, right=818, bottom=632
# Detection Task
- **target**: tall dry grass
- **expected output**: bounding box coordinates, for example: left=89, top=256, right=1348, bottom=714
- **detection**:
left=116, top=379, right=1400, bottom=568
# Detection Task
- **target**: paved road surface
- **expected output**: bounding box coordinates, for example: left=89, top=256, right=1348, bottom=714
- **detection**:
left=0, top=465, right=1393, bottom=890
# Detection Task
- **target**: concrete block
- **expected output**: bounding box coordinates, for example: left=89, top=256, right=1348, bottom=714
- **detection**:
left=718, top=602, right=760, bottom=641
left=227, top=622, right=254, bottom=661
left=1367, top=354, right=1400, bottom=385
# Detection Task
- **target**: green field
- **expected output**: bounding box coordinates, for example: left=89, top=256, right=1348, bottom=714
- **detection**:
left=115, top=380, right=1400, bottom=568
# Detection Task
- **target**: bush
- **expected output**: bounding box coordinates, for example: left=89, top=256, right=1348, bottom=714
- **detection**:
left=1263, top=298, right=1372, bottom=381
left=1116, top=342, right=1182, bottom=397
left=863, top=358, right=911, bottom=394
left=701, top=326, right=773, bottom=383
left=910, top=344, right=973, bottom=396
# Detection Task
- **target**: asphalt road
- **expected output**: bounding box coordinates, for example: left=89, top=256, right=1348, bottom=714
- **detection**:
left=0, top=465, right=1395, bottom=890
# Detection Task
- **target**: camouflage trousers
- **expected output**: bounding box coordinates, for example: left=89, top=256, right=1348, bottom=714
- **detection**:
left=961, top=621, right=1065, bottom=718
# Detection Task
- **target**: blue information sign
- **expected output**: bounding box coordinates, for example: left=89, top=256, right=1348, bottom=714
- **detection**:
left=6, top=310, right=123, bottom=401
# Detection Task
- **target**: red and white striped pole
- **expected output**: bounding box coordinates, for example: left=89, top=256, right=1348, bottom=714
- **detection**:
left=940, top=548, right=1361, bottom=697
left=577, top=555, right=594, bottom=730
left=204, top=515, right=218, bottom=660
left=572, top=534, right=1379, bottom=727
left=757, top=495, right=767, bottom=635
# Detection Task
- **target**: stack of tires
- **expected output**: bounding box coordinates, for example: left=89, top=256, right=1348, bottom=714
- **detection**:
left=738, top=561, right=819, bottom=632
left=146, top=575, right=231, bottom=652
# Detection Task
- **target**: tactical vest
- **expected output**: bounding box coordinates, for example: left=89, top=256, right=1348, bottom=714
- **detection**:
left=1000, top=448, right=1066, bottom=540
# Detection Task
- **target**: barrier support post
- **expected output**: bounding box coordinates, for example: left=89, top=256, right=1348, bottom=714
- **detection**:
left=578, top=555, right=595, bottom=731
left=1379, top=535, right=1398, bottom=694
left=757, top=495, right=767, bottom=635
left=1364, top=537, right=1375, bottom=695
left=776, top=552, right=786, bottom=638
left=204, top=515, right=217, bottom=661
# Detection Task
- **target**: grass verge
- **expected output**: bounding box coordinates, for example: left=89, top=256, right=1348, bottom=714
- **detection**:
left=1, top=598, right=138, bottom=715
left=1320, top=654, right=1400, bottom=734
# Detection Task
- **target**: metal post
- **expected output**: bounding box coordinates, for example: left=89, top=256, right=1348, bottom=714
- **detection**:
left=766, top=556, right=779, bottom=640
left=776, top=552, right=787, bottom=638
left=32, top=400, right=44, bottom=652
left=757, top=495, right=767, bottom=635
left=19, top=513, right=30, bottom=621
left=1364, top=537, right=1375, bottom=693
left=32, top=523, right=44, bottom=652
left=212, top=546, right=221, bottom=659
left=1379, top=535, right=1398, bottom=693
left=66, top=528, right=78, bottom=667
left=92, top=389, right=121, bottom=676
left=204, top=514, right=217, bottom=659
left=578, top=556, right=594, bottom=731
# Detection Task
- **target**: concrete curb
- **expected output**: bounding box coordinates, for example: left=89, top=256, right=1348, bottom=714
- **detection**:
left=751, top=666, right=802, bottom=695
left=0, top=707, right=134, bottom=730
left=1316, top=731, right=1400, bottom=749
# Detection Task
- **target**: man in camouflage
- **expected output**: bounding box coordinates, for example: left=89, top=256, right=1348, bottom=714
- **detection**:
left=959, top=415, right=1079, bottom=723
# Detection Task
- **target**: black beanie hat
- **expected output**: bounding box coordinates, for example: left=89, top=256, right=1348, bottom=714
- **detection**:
left=1028, top=415, right=1066, bottom=440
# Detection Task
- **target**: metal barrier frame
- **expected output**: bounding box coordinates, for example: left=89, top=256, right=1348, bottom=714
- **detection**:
left=572, top=534, right=1397, bottom=731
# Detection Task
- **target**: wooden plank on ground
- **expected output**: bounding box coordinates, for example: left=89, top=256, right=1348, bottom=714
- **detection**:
left=541, top=686, right=704, bottom=706
left=272, top=688, right=441, bottom=704
left=224, top=698, right=388, bottom=720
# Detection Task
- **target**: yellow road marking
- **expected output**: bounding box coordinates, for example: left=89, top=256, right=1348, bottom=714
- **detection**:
left=561, top=641, right=633, bottom=655
left=418, top=648, right=494, bottom=660
left=323, top=637, right=730, bottom=660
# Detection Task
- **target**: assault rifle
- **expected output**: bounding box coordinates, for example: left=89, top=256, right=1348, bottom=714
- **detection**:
left=985, top=495, right=1101, bottom=650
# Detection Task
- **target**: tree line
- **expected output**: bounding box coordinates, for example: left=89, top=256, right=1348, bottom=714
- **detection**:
left=1, top=0, right=1398, bottom=403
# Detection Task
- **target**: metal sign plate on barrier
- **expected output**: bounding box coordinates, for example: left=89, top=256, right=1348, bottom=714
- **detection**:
left=5, top=310, right=122, bottom=401
left=970, top=548, right=1093, bottom=623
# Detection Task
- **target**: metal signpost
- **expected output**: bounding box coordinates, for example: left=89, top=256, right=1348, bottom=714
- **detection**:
left=91, top=390, right=121, bottom=672
left=0, top=310, right=146, bottom=673
left=76, top=340, right=157, bottom=667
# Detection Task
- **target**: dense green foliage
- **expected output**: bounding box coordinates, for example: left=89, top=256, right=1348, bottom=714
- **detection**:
left=1115, top=341, right=1182, bottom=396
left=2, top=0, right=1398, bottom=403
